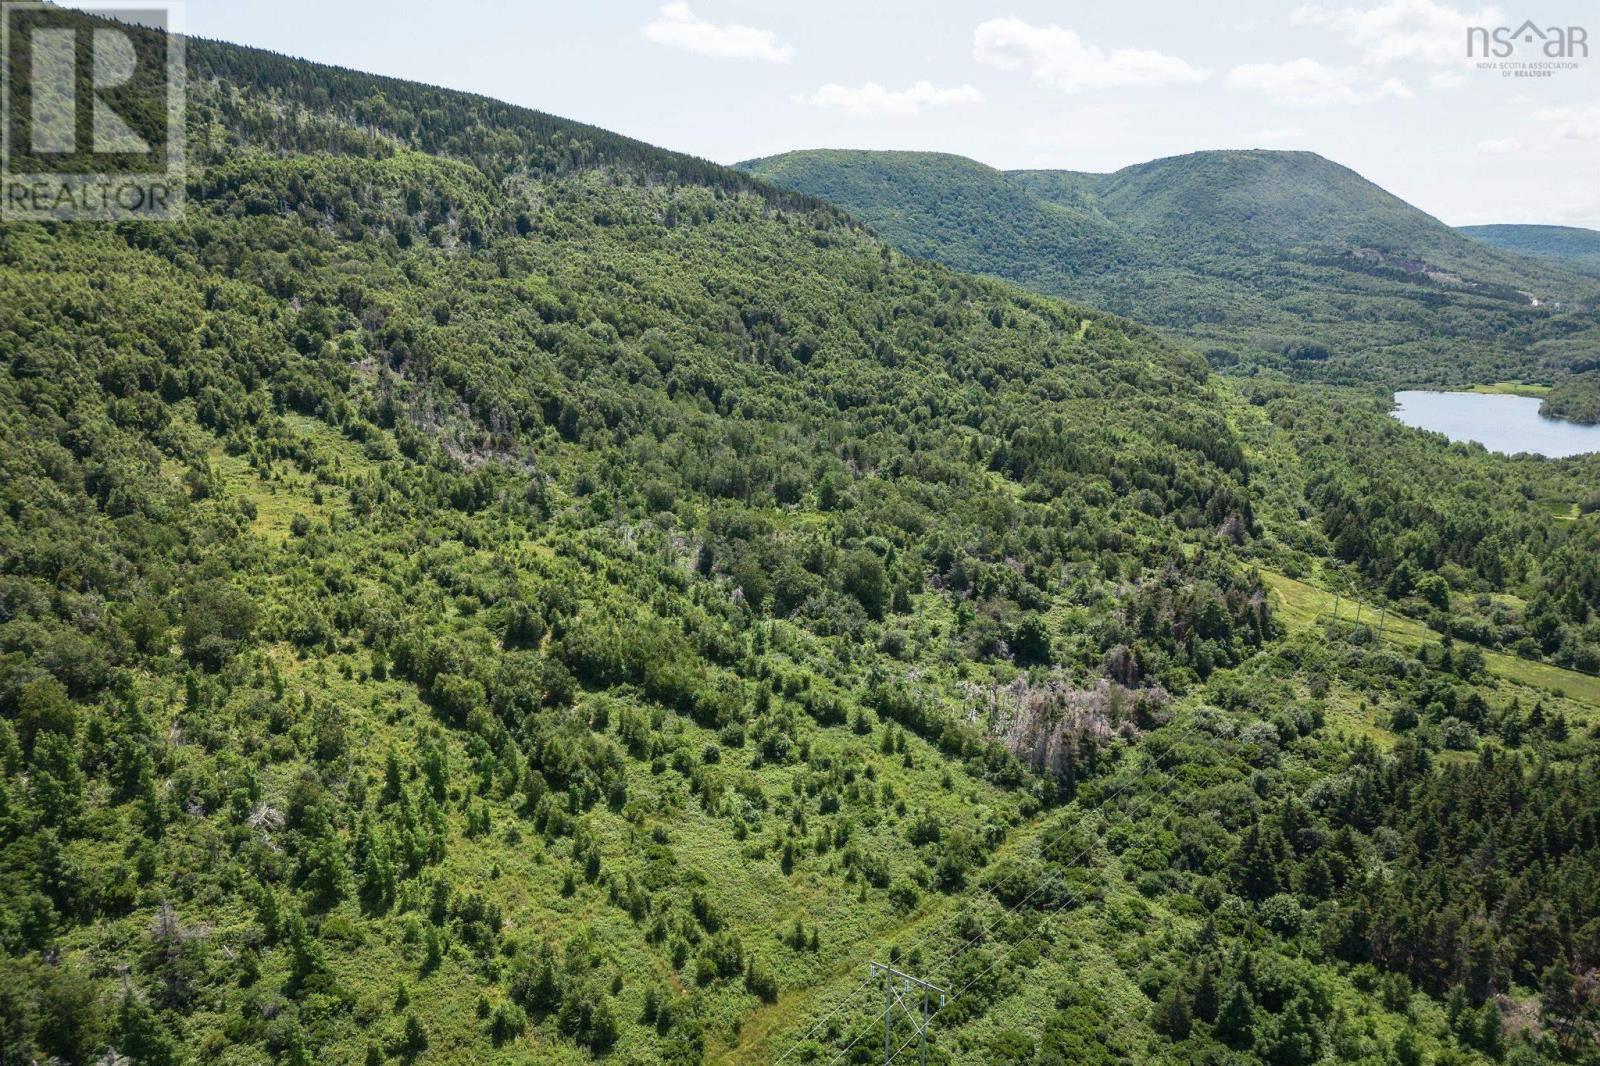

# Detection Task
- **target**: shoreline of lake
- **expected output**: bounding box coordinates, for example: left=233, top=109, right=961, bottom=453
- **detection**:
left=1391, top=389, right=1600, bottom=459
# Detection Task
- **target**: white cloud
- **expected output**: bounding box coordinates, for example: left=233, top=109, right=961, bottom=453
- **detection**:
left=1475, top=136, right=1522, bottom=154
left=641, top=3, right=793, bottom=63
left=1292, top=0, right=1502, bottom=66
left=1531, top=104, right=1600, bottom=142
left=1225, top=58, right=1413, bottom=106
left=794, top=81, right=984, bottom=117
left=973, top=17, right=1210, bottom=92
left=1465, top=106, right=1600, bottom=164
left=1428, top=70, right=1467, bottom=89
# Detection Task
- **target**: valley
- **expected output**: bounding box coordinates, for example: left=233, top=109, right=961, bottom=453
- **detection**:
left=0, top=9, right=1598, bottom=1066
left=739, top=149, right=1600, bottom=404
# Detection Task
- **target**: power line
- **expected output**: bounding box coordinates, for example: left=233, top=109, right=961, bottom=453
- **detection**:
left=880, top=753, right=1213, bottom=1064
left=806, top=718, right=1214, bottom=1064
left=870, top=961, right=945, bottom=1066
left=796, top=710, right=1214, bottom=1060
left=772, top=973, right=876, bottom=1062
left=776, top=708, right=1216, bottom=1060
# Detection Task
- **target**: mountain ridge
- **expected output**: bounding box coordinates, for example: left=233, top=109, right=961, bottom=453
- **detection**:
left=740, top=147, right=1600, bottom=389
left=1461, top=223, right=1600, bottom=276
left=3, top=13, right=1600, bottom=1066
left=181, top=27, right=851, bottom=222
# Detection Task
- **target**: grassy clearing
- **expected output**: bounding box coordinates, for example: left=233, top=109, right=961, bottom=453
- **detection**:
left=1548, top=501, right=1582, bottom=521
left=1465, top=381, right=1551, bottom=397
left=1261, top=569, right=1600, bottom=713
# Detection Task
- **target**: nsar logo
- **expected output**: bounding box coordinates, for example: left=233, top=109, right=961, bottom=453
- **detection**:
left=1467, top=20, right=1588, bottom=59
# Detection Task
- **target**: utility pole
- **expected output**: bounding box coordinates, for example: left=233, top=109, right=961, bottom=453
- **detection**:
left=870, top=961, right=947, bottom=1066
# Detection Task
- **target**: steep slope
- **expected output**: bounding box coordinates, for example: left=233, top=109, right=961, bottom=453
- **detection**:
left=4, top=15, right=1600, bottom=1066
left=1461, top=224, right=1600, bottom=276
left=187, top=36, right=828, bottom=213
left=0, top=15, right=1274, bottom=1066
left=1025, top=151, right=1498, bottom=267
left=738, top=149, right=1127, bottom=291
left=741, top=149, right=1600, bottom=388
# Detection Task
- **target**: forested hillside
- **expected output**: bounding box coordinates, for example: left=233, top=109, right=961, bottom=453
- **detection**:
left=1444, top=227, right=1600, bottom=425
left=727, top=150, right=1128, bottom=296
left=1462, top=226, right=1600, bottom=277
left=740, top=150, right=1600, bottom=392
left=2, top=14, right=1599, bottom=1066
left=1541, top=371, right=1600, bottom=425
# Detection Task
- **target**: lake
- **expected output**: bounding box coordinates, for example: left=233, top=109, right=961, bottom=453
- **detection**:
left=1391, top=390, right=1600, bottom=458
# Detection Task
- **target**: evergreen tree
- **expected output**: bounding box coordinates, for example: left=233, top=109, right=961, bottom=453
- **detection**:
left=116, top=985, right=176, bottom=1062
left=1215, top=981, right=1255, bottom=1047
left=1150, top=986, right=1193, bottom=1040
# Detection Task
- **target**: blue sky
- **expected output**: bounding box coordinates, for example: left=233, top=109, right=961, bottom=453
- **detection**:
left=178, top=0, right=1600, bottom=227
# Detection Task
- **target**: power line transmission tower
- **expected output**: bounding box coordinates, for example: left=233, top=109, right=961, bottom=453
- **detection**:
left=870, top=961, right=946, bottom=1066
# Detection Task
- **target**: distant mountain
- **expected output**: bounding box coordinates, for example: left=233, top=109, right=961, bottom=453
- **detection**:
left=0, top=14, right=1289, bottom=1066
left=7, top=14, right=1600, bottom=1066
left=1015, top=151, right=1491, bottom=266
left=1461, top=224, right=1600, bottom=276
left=741, top=149, right=1600, bottom=388
left=737, top=150, right=1127, bottom=293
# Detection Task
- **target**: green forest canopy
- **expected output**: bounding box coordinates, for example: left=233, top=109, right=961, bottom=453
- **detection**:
left=740, top=149, right=1600, bottom=403
left=1, top=13, right=1599, bottom=1066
